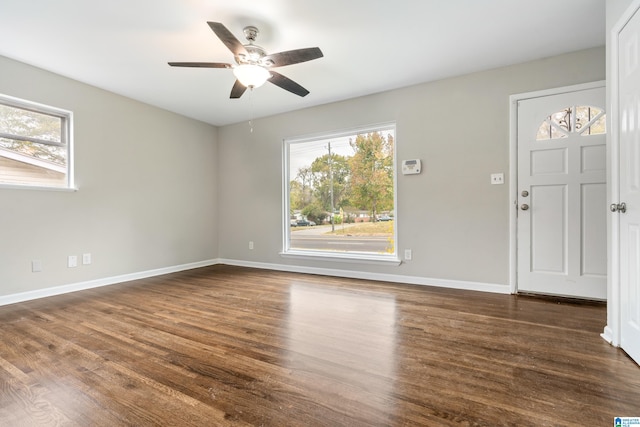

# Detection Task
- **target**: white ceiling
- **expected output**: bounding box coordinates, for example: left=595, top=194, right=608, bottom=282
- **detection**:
left=0, top=0, right=605, bottom=127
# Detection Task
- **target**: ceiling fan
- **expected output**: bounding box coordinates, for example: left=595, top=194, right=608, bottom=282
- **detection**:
left=169, top=22, right=323, bottom=99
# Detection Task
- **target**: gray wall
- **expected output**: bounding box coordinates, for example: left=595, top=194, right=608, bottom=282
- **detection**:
left=218, top=47, right=605, bottom=288
left=0, top=55, right=219, bottom=297
left=0, top=46, right=606, bottom=299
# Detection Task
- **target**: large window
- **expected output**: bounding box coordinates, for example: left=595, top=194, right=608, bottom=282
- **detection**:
left=0, top=94, right=73, bottom=189
left=283, top=123, right=397, bottom=263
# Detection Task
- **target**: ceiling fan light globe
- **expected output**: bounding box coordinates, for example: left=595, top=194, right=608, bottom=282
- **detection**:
left=233, top=64, right=271, bottom=88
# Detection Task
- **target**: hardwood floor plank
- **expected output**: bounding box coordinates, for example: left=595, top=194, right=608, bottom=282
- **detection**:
left=0, top=265, right=638, bottom=426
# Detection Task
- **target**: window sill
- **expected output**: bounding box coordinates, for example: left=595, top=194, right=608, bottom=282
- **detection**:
left=280, top=250, right=402, bottom=266
left=0, top=183, right=78, bottom=192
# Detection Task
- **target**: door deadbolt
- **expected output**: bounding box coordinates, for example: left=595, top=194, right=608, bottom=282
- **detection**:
left=521, top=190, right=529, bottom=197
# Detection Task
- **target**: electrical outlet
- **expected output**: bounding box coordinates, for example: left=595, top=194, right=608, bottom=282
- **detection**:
left=249, top=241, right=254, bottom=250
left=404, top=249, right=412, bottom=261
left=68, top=255, right=78, bottom=268
left=490, top=173, right=504, bottom=185
left=82, top=253, right=92, bottom=265
left=32, top=260, right=42, bottom=272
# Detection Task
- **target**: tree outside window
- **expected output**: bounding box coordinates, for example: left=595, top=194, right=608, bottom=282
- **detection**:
left=285, top=124, right=396, bottom=259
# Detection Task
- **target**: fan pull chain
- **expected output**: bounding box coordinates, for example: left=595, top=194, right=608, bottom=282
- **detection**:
left=248, top=87, right=255, bottom=133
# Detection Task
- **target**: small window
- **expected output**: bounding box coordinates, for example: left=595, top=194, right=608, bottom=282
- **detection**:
left=0, top=94, right=73, bottom=189
left=536, top=105, right=606, bottom=141
left=284, top=123, right=397, bottom=263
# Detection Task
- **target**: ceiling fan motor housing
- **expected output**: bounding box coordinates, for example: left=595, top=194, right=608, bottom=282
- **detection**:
left=236, top=26, right=273, bottom=67
left=169, top=22, right=323, bottom=98
left=237, top=45, right=268, bottom=65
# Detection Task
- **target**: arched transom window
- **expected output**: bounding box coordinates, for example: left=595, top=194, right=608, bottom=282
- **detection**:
left=536, top=105, right=606, bottom=141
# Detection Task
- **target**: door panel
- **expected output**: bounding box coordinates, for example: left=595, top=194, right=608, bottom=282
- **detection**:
left=530, top=185, right=567, bottom=273
left=581, top=183, right=607, bottom=276
left=531, top=148, right=567, bottom=175
left=581, top=145, right=606, bottom=173
left=618, top=7, right=640, bottom=365
left=517, top=87, right=606, bottom=299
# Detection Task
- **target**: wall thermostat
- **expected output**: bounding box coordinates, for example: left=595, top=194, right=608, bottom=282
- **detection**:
left=401, top=159, right=422, bottom=175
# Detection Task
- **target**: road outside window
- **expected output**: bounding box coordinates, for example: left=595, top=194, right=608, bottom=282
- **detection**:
left=284, top=124, right=396, bottom=261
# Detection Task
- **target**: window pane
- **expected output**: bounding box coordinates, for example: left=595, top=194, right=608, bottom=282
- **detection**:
left=550, top=108, right=572, bottom=133
left=536, top=120, right=551, bottom=141
left=587, top=114, right=606, bottom=135
left=0, top=104, right=62, bottom=143
left=0, top=138, right=66, bottom=166
left=286, top=125, right=396, bottom=258
left=0, top=96, right=71, bottom=188
left=536, top=105, right=606, bottom=141
left=550, top=124, right=568, bottom=139
left=536, top=119, right=568, bottom=140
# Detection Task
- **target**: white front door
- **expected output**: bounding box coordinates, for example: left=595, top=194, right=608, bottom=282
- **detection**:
left=517, top=87, right=607, bottom=299
left=617, top=6, right=640, bottom=365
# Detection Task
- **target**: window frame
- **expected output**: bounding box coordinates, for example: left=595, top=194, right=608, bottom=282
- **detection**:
left=0, top=93, right=74, bottom=191
left=282, top=122, right=400, bottom=265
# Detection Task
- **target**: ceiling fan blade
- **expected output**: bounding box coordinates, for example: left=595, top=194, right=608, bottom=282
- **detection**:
left=168, top=62, right=231, bottom=68
left=268, top=71, right=310, bottom=97
left=230, top=80, right=247, bottom=99
left=207, top=22, right=248, bottom=57
left=263, top=47, right=323, bottom=67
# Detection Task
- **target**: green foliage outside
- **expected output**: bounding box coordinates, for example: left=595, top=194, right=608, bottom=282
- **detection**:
left=348, top=132, right=394, bottom=220
left=289, top=131, right=394, bottom=224
left=301, top=203, right=327, bottom=224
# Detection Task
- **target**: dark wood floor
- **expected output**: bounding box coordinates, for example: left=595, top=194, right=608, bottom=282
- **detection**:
left=0, top=265, right=638, bottom=426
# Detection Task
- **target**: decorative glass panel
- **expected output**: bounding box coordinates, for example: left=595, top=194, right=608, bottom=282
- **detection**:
left=536, top=105, right=606, bottom=141
left=550, top=108, right=572, bottom=132
left=585, top=113, right=606, bottom=136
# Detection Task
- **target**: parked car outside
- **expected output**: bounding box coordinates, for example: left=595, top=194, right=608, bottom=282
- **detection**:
left=290, top=220, right=298, bottom=227
left=296, top=219, right=316, bottom=226
left=377, top=215, right=392, bottom=221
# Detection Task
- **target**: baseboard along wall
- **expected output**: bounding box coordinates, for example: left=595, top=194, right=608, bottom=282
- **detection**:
left=0, top=258, right=510, bottom=307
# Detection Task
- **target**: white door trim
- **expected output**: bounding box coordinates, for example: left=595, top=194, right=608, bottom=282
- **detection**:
left=508, top=81, right=606, bottom=295
left=603, top=0, right=640, bottom=348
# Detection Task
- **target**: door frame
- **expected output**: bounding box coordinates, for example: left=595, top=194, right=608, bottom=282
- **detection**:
left=602, top=0, right=640, bottom=348
left=508, top=80, right=607, bottom=295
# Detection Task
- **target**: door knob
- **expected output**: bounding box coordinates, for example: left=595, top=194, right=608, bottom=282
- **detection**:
left=610, top=202, right=627, bottom=213
left=521, top=204, right=529, bottom=211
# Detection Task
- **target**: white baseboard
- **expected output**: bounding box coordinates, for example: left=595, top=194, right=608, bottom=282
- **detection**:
left=218, top=258, right=511, bottom=294
left=0, top=259, right=219, bottom=307
left=601, top=325, right=616, bottom=346
left=1, top=257, right=510, bottom=307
